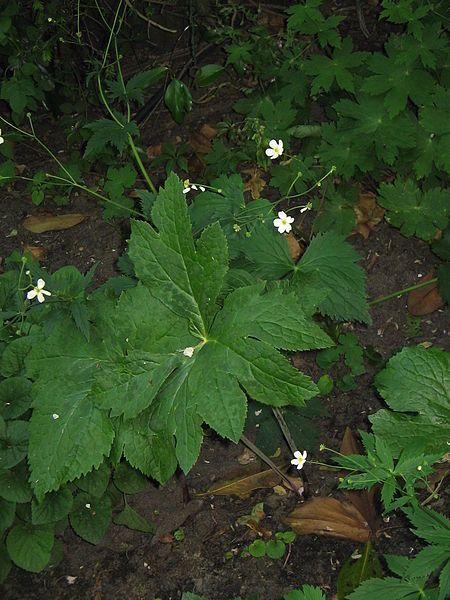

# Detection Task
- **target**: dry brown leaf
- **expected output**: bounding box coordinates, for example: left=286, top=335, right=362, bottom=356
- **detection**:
left=353, top=192, right=384, bottom=239
left=408, top=271, right=444, bottom=316
left=23, top=214, right=86, bottom=233
left=339, top=427, right=379, bottom=533
left=23, top=245, right=46, bottom=261
left=200, top=123, right=219, bottom=140
left=237, top=447, right=257, bottom=465
left=146, top=143, right=163, bottom=160
left=195, top=467, right=292, bottom=499
left=283, top=497, right=371, bottom=543
left=189, top=130, right=213, bottom=155
left=287, top=233, right=303, bottom=262
left=243, top=169, right=266, bottom=200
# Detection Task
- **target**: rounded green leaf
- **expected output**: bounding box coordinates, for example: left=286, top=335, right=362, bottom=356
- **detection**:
left=248, top=539, right=266, bottom=558
left=317, top=374, right=334, bottom=396
left=113, top=462, right=148, bottom=494
left=164, top=79, right=192, bottom=124
left=0, top=376, right=32, bottom=419
left=0, top=464, right=33, bottom=503
left=75, top=462, right=110, bottom=498
left=32, top=488, right=73, bottom=525
left=69, top=492, right=112, bottom=544
left=266, top=539, right=286, bottom=559
left=6, top=523, right=54, bottom=572
left=113, top=504, right=154, bottom=533
left=0, top=498, right=16, bottom=532
left=195, top=64, right=225, bottom=87
left=0, top=420, right=28, bottom=469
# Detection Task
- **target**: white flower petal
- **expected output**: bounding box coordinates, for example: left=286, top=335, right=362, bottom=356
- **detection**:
left=27, top=289, right=37, bottom=300
left=37, top=278, right=46, bottom=288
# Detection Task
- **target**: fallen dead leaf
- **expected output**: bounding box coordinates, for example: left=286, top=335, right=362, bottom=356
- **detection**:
left=146, top=143, right=163, bottom=160
left=23, top=245, right=46, bottom=261
left=23, top=214, right=86, bottom=233
left=189, top=130, right=213, bottom=155
left=283, top=497, right=371, bottom=543
left=195, top=466, right=299, bottom=499
left=408, top=271, right=444, bottom=316
left=243, top=168, right=266, bottom=200
left=200, top=123, right=219, bottom=140
left=352, top=192, right=384, bottom=239
left=287, top=233, right=303, bottom=262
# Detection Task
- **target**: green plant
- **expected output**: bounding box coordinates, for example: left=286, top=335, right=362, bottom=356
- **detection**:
left=246, top=531, right=296, bottom=560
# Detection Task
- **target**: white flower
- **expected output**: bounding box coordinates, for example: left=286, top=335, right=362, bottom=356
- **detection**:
left=183, top=180, right=204, bottom=194
left=52, top=413, right=59, bottom=420
left=273, top=211, right=294, bottom=234
left=183, top=346, right=195, bottom=358
left=0, top=129, right=4, bottom=145
left=299, top=202, right=313, bottom=213
left=85, top=503, right=91, bottom=509
left=265, top=139, right=284, bottom=160
left=27, top=278, right=51, bottom=303
left=291, top=450, right=307, bottom=470
left=183, top=179, right=196, bottom=194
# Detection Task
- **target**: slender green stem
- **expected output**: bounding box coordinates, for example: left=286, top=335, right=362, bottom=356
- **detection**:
left=240, top=434, right=303, bottom=497
left=95, top=0, right=156, bottom=195
left=46, top=174, right=145, bottom=218
left=128, top=136, right=157, bottom=193
left=369, top=278, right=438, bottom=306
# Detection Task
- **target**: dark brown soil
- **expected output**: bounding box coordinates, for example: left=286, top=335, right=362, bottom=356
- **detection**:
left=1, top=3, right=449, bottom=600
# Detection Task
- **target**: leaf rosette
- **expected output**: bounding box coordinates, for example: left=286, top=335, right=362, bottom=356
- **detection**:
left=26, top=174, right=333, bottom=500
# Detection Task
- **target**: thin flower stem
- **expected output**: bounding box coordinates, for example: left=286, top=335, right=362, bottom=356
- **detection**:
left=45, top=174, right=145, bottom=218
left=27, top=114, right=77, bottom=185
left=369, top=278, right=438, bottom=306
left=95, top=2, right=157, bottom=195
left=240, top=435, right=303, bottom=497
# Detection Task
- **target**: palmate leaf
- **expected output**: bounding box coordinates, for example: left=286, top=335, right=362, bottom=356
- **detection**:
left=333, top=96, right=416, bottom=165
left=83, top=118, right=139, bottom=157
left=293, top=232, right=371, bottom=323
left=362, top=50, right=435, bottom=117
left=304, top=38, right=367, bottom=94
left=378, top=179, right=449, bottom=241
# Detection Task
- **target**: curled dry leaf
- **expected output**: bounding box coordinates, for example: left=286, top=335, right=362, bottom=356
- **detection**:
left=283, top=497, right=371, bottom=543
left=23, top=213, right=86, bottom=233
left=287, top=233, right=303, bottom=262
left=353, top=192, right=384, bottom=239
left=23, top=245, right=46, bottom=261
left=189, top=124, right=218, bottom=155
left=146, top=143, right=163, bottom=160
left=408, top=271, right=444, bottom=316
left=243, top=168, right=266, bottom=200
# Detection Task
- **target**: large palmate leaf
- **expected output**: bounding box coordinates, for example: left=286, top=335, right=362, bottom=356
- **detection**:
left=371, top=346, right=450, bottom=455
left=293, top=232, right=371, bottom=323
left=27, top=173, right=333, bottom=497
